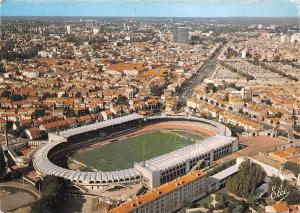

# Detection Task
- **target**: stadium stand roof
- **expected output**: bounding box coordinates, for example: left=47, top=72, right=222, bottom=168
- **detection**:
left=143, top=135, right=236, bottom=172
left=33, top=141, right=141, bottom=184
left=58, top=113, right=143, bottom=138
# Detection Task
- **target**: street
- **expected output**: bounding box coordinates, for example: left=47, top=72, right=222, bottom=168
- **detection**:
left=180, top=41, right=227, bottom=98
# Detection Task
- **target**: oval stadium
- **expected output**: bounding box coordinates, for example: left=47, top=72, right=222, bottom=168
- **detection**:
left=32, top=114, right=238, bottom=190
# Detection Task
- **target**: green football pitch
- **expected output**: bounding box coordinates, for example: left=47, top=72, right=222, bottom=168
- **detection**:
left=68, top=130, right=205, bottom=172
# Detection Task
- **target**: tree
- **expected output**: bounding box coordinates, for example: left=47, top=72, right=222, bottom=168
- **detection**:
left=31, top=175, right=68, bottom=213
left=226, top=123, right=244, bottom=137
left=233, top=205, right=247, bottom=213
left=150, top=85, right=164, bottom=96
left=275, top=112, right=283, bottom=118
left=75, top=92, right=81, bottom=98
left=215, top=202, right=225, bottom=209
left=1, top=90, right=11, bottom=98
left=30, top=199, right=52, bottom=213
left=268, top=177, right=294, bottom=204
left=117, top=95, right=128, bottom=105
left=225, top=47, right=239, bottom=59
left=32, top=109, right=46, bottom=119
left=92, top=106, right=101, bottom=114
left=207, top=83, right=218, bottom=93
left=226, top=159, right=266, bottom=199
left=175, top=85, right=182, bottom=94
left=273, top=55, right=281, bottom=62
left=10, top=94, right=23, bottom=101
left=0, top=63, right=5, bottom=73
left=0, top=145, right=6, bottom=178
left=10, top=169, right=21, bottom=179
left=40, top=131, right=48, bottom=140
left=61, top=92, right=68, bottom=97
left=19, top=129, right=28, bottom=139
left=64, top=107, right=76, bottom=117
left=285, top=190, right=300, bottom=205
left=284, top=162, right=300, bottom=177
left=10, top=127, right=27, bottom=139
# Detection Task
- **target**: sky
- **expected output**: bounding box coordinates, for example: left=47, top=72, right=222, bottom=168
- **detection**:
left=0, top=0, right=299, bottom=17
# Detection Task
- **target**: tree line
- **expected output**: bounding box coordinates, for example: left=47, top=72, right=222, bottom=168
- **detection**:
left=248, top=59, right=298, bottom=81
left=220, top=61, right=254, bottom=81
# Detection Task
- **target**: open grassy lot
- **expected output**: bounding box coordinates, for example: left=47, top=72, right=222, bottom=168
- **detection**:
left=68, top=130, right=204, bottom=171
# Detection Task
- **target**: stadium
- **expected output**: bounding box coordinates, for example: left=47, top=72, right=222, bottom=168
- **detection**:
left=32, top=114, right=238, bottom=190
left=68, top=129, right=205, bottom=172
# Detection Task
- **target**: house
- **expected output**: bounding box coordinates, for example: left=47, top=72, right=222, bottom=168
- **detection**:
left=39, top=117, right=77, bottom=133
left=265, top=202, right=299, bottom=213
left=13, top=119, right=33, bottom=130
left=228, top=97, right=244, bottom=112
left=26, top=127, right=41, bottom=140
left=76, top=115, right=92, bottom=126
left=100, top=111, right=108, bottom=121
left=37, top=115, right=61, bottom=124
left=244, top=104, right=266, bottom=119
left=0, top=98, right=12, bottom=108
left=90, top=113, right=103, bottom=123
left=104, top=63, right=144, bottom=76
left=105, top=110, right=114, bottom=119
left=269, top=147, right=300, bottom=165
left=186, top=98, right=197, bottom=110
left=110, top=107, right=122, bottom=117
left=219, top=110, right=260, bottom=136
left=22, top=70, right=40, bottom=78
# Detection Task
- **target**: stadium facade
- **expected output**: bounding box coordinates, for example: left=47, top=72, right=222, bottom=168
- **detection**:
left=33, top=113, right=238, bottom=190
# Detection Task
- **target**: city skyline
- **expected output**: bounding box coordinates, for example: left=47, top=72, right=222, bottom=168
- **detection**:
left=1, top=0, right=299, bottom=17
left=1, top=1, right=300, bottom=212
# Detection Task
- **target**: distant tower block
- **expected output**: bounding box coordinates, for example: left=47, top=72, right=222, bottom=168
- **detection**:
left=66, top=25, right=71, bottom=34
left=241, top=49, right=247, bottom=59
left=173, top=27, right=189, bottom=43
left=93, top=28, right=99, bottom=35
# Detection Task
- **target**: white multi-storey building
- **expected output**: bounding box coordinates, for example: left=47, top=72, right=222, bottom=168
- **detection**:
left=66, top=25, right=71, bottom=34
left=93, top=28, right=99, bottom=35
left=109, top=170, right=207, bottom=213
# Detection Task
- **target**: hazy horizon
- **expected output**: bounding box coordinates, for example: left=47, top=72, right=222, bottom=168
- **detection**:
left=1, top=0, right=299, bottom=17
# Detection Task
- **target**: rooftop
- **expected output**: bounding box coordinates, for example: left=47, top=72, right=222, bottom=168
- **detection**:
left=211, top=163, right=239, bottom=180
left=105, top=63, right=144, bottom=72
left=109, top=171, right=206, bottom=213
left=142, top=135, right=236, bottom=172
